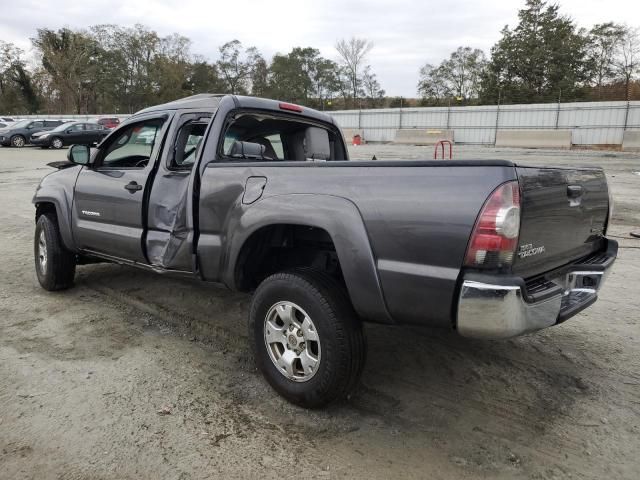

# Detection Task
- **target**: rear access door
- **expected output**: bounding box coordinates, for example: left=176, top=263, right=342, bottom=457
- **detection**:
left=513, top=166, right=609, bottom=278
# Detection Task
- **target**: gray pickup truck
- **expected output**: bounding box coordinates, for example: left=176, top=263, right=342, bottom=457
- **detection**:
left=33, top=94, right=617, bottom=407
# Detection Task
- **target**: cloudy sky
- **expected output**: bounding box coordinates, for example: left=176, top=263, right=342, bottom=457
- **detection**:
left=1, top=0, right=638, bottom=96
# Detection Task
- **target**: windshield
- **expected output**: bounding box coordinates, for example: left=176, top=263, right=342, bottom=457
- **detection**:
left=51, top=122, right=76, bottom=132
left=8, top=120, right=30, bottom=129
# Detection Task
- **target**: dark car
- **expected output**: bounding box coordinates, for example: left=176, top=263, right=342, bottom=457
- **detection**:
left=97, top=117, right=120, bottom=129
left=30, top=122, right=109, bottom=149
left=0, top=119, right=64, bottom=147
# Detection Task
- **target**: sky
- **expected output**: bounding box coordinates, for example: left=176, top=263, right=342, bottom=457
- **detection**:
left=1, top=0, right=638, bottom=97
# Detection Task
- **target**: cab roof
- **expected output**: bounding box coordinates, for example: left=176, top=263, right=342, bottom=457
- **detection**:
left=134, top=94, right=336, bottom=126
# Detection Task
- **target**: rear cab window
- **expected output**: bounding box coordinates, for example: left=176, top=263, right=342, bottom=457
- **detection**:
left=218, top=111, right=345, bottom=162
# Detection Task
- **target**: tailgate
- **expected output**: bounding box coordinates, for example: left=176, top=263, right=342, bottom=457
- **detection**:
left=513, top=166, right=609, bottom=278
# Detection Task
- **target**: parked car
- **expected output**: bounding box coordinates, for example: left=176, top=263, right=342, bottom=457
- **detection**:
left=133, top=128, right=156, bottom=144
left=97, top=117, right=120, bottom=129
left=0, top=119, right=64, bottom=147
left=0, top=116, right=15, bottom=122
left=32, top=94, right=617, bottom=408
left=30, top=121, right=109, bottom=149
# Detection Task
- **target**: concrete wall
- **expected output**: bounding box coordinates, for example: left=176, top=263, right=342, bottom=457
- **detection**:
left=622, top=131, right=640, bottom=151
left=495, top=129, right=572, bottom=149
left=393, top=129, right=454, bottom=145
left=329, top=101, right=640, bottom=146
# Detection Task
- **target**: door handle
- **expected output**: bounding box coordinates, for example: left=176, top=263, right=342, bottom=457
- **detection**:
left=125, top=181, right=143, bottom=192
left=567, top=185, right=583, bottom=198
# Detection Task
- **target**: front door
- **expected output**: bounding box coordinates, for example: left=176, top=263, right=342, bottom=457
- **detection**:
left=66, top=123, right=86, bottom=144
left=72, top=115, right=170, bottom=263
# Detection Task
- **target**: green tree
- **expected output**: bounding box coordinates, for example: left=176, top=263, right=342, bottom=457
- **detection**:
left=480, top=0, right=591, bottom=104
left=216, top=40, right=255, bottom=94
left=267, top=47, right=342, bottom=107
left=186, top=58, right=225, bottom=94
left=32, top=28, right=102, bottom=113
left=418, top=47, right=486, bottom=104
left=0, top=41, right=39, bottom=113
left=417, top=64, right=449, bottom=105
left=247, top=48, right=269, bottom=97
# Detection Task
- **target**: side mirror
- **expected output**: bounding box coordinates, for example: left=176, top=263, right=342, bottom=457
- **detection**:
left=67, top=144, right=90, bottom=165
left=66, top=129, right=73, bottom=134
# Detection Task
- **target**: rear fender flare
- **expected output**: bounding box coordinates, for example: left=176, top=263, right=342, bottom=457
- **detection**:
left=223, top=194, right=393, bottom=324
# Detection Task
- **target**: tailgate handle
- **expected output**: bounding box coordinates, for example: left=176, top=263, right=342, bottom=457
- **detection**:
left=567, top=185, right=583, bottom=198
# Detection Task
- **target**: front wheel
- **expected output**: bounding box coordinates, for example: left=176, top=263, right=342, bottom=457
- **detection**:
left=50, top=137, right=63, bottom=149
left=249, top=269, right=366, bottom=408
left=34, top=213, right=76, bottom=291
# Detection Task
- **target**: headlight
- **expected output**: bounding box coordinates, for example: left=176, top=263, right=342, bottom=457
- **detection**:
left=39, top=134, right=50, bottom=139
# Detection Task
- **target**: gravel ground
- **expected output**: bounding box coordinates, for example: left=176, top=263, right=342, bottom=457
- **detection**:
left=0, top=144, right=639, bottom=480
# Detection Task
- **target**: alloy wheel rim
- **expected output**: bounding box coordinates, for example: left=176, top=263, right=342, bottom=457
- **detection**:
left=264, top=301, right=321, bottom=382
left=52, top=139, right=62, bottom=148
left=14, top=137, right=24, bottom=147
left=38, top=230, right=47, bottom=273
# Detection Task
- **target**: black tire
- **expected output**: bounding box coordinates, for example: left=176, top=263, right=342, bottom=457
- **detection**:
left=11, top=134, right=26, bottom=148
left=50, top=137, right=63, bottom=149
left=249, top=269, right=366, bottom=408
left=34, top=213, right=76, bottom=291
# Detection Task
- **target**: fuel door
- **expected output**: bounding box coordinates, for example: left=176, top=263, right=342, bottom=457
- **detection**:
left=242, top=176, right=267, bottom=205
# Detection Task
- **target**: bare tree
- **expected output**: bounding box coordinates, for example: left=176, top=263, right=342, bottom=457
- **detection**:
left=216, top=40, right=253, bottom=94
left=361, top=65, right=385, bottom=108
left=587, top=22, right=626, bottom=98
left=335, top=37, right=373, bottom=107
left=615, top=26, right=640, bottom=100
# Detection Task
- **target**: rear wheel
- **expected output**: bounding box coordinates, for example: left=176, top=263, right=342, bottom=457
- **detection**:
left=249, top=269, right=366, bottom=408
left=34, top=213, right=76, bottom=291
left=50, top=137, right=63, bottom=149
left=11, top=135, right=25, bottom=148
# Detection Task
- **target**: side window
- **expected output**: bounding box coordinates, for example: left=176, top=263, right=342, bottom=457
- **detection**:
left=31, top=121, right=44, bottom=128
left=44, top=121, right=58, bottom=127
left=100, top=118, right=165, bottom=169
left=171, top=120, right=208, bottom=169
left=70, top=124, right=85, bottom=132
left=264, top=134, right=284, bottom=159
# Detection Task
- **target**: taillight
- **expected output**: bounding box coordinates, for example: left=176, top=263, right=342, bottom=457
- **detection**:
left=464, top=181, right=521, bottom=269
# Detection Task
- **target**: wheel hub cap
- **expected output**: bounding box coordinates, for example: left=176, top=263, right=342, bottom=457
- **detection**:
left=38, top=230, right=47, bottom=273
left=264, top=301, right=321, bottom=382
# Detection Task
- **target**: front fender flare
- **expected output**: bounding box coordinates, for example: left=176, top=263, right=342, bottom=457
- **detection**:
left=33, top=189, right=75, bottom=252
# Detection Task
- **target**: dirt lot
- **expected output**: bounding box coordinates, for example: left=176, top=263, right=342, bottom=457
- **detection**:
left=0, top=144, right=639, bottom=480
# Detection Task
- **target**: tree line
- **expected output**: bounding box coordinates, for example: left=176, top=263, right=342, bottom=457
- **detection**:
left=419, top=0, right=640, bottom=106
left=0, top=0, right=639, bottom=114
left=0, top=27, right=383, bottom=115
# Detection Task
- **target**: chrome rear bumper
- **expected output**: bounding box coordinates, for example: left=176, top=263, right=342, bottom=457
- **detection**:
left=456, top=242, right=616, bottom=339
